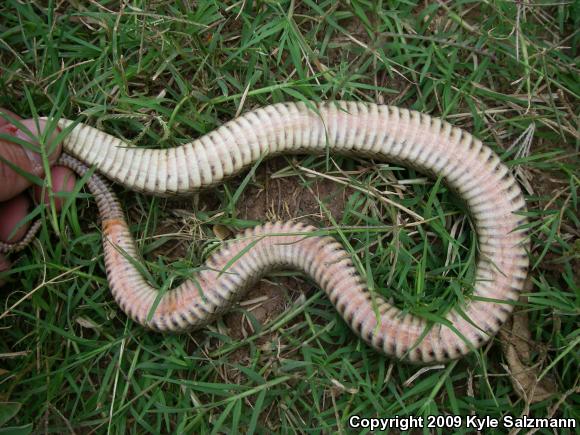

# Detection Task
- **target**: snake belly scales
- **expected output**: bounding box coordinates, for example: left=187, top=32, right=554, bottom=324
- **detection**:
left=0, top=101, right=529, bottom=364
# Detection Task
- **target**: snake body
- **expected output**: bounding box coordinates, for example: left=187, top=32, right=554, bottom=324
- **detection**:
left=2, top=102, right=528, bottom=363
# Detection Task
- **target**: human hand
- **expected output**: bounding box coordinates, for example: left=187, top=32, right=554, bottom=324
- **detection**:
left=0, top=108, right=76, bottom=285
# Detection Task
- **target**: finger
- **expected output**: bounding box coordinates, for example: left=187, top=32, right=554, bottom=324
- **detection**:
left=0, top=119, right=62, bottom=201
left=0, top=253, right=10, bottom=287
left=0, top=194, right=32, bottom=243
left=33, top=166, right=77, bottom=210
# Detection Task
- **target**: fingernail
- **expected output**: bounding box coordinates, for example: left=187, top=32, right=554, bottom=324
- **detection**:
left=16, top=119, right=61, bottom=166
left=15, top=119, right=47, bottom=145
left=20, top=145, right=43, bottom=176
left=15, top=119, right=48, bottom=174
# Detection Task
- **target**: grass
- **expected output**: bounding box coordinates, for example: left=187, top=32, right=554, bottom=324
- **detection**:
left=0, top=0, right=578, bottom=433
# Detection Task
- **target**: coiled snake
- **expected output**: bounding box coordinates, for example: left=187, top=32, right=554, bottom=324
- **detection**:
left=0, top=101, right=529, bottom=364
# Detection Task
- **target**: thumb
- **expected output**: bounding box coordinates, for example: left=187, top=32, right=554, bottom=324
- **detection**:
left=0, top=116, right=62, bottom=202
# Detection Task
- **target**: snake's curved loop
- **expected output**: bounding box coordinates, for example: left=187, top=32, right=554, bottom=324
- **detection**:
left=4, top=102, right=529, bottom=363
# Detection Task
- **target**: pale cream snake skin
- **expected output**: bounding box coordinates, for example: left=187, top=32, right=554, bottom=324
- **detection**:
left=1, top=101, right=529, bottom=364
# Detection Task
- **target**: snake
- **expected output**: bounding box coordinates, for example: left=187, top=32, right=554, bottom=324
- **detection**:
left=0, top=101, right=529, bottom=364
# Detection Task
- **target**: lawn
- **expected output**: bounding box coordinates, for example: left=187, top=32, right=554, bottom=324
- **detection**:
left=0, top=0, right=578, bottom=433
